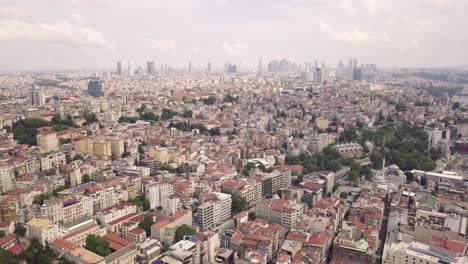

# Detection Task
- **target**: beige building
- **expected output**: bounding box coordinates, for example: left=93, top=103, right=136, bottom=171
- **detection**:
left=314, top=117, right=329, bottom=130
left=26, top=218, right=59, bottom=245
left=36, top=127, right=59, bottom=153
left=0, top=161, right=13, bottom=193
left=40, top=152, right=66, bottom=171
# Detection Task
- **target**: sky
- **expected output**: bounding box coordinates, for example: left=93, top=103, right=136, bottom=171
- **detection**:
left=0, top=0, right=467, bottom=71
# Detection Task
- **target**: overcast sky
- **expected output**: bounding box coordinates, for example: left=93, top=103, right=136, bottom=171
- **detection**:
left=0, top=0, right=467, bottom=71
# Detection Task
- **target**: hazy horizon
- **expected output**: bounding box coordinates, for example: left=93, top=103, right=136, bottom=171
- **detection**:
left=1, top=0, right=467, bottom=71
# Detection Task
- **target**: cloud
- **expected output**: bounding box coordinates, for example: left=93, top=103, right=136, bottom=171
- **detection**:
left=0, top=15, right=113, bottom=49
left=319, top=22, right=391, bottom=43
left=0, top=6, right=25, bottom=19
left=141, top=38, right=177, bottom=52
left=221, top=42, right=248, bottom=56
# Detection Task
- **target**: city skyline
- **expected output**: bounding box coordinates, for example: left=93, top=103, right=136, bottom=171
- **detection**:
left=0, top=0, right=467, bottom=71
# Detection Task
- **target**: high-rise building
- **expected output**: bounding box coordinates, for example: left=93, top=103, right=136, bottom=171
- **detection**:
left=31, top=85, right=45, bottom=106
left=127, top=60, right=133, bottom=76
left=207, top=62, right=212, bottom=72
left=353, top=58, right=358, bottom=68
left=353, top=68, right=362, bottom=80
left=188, top=61, right=193, bottom=73
left=87, top=80, right=103, bottom=97
left=348, top=58, right=353, bottom=68
left=147, top=61, right=155, bottom=75
left=258, top=58, right=262, bottom=73
left=314, top=68, right=323, bottom=85
left=197, top=192, right=232, bottom=231
left=117, top=61, right=123, bottom=75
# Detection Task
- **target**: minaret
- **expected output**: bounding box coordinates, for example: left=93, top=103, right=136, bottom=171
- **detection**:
left=382, top=157, right=386, bottom=178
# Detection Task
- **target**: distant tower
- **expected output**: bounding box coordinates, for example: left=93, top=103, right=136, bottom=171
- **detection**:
left=117, top=61, right=123, bottom=75
left=146, top=61, right=155, bottom=75
left=207, top=62, right=212, bottom=72
left=31, top=85, right=45, bottom=106
left=87, top=80, right=103, bottom=97
left=314, top=60, right=318, bottom=68
left=314, top=68, right=323, bottom=85
left=258, top=58, right=263, bottom=73
left=348, top=58, right=353, bottom=68
left=353, top=58, right=358, bottom=68
left=127, top=60, right=133, bottom=76
left=188, top=61, right=193, bottom=73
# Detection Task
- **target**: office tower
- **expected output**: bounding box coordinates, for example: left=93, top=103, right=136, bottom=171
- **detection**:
left=146, top=61, right=155, bottom=75
left=353, top=68, right=363, bottom=80
left=338, top=61, right=344, bottom=69
left=31, top=85, right=45, bottom=106
left=87, top=80, right=103, bottom=97
left=226, top=62, right=237, bottom=73
left=348, top=58, right=353, bottom=68
left=314, top=60, right=318, bottom=68
left=197, top=192, right=231, bottom=231
left=207, top=62, right=212, bottom=72
left=314, top=68, right=323, bottom=85
left=117, top=61, right=123, bottom=75
left=279, top=58, right=290, bottom=72
left=188, top=61, right=193, bottom=73
left=127, top=60, right=133, bottom=76
left=258, top=58, right=262, bottom=73
left=321, top=62, right=326, bottom=69
left=353, top=58, right=358, bottom=68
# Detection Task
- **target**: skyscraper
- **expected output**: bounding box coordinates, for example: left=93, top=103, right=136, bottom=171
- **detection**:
left=127, top=60, right=133, bottom=76
left=31, top=85, right=45, bottom=106
left=88, top=80, right=103, bottom=97
left=146, top=61, right=155, bottom=75
left=258, top=58, right=262, bottom=73
left=117, top=61, right=123, bottom=76
left=314, top=68, right=323, bottom=85
left=348, top=58, right=353, bottom=69
left=188, top=61, right=193, bottom=73
left=207, top=62, right=212, bottom=72
left=353, top=58, right=358, bottom=68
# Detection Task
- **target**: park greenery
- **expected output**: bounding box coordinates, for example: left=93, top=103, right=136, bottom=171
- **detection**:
left=0, top=238, right=57, bottom=264
left=85, top=234, right=111, bottom=257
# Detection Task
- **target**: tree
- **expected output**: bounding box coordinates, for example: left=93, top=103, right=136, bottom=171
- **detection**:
left=85, top=234, right=111, bottom=257
left=0, top=230, right=5, bottom=238
left=340, top=192, right=348, bottom=199
left=138, top=144, right=145, bottom=155
left=128, top=196, right=150, bottom=211
left=72, top=154, right=84, bottom=161
left=33, top=193, right=50, bottom=206
left=0, top=248, right=19, bottom=264
left=82, top=174, right=91, bottom=183
left=248, top=212, right=257, bottom=221
left=14, top=223, right=26, bottom=237
left=138, top=216, right=155, bottom=236
left=175, top=224, right=196, bottom=242
left=242, top=162, right=256, bottom=176
left=348, top=170, right=359, bottom=183
left=231, top=194, right=247, bottom=214
left=19, top=238, right=56, bottom=264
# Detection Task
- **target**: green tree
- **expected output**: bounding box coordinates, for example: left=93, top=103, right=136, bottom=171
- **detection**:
left=84, top=235, right=111, bottom=257
left=14, top=223, right=26, bottom=237
left=0, top=248, right=19, bottom=264
left=138, top=216, right=155, bottom=236
left=231, top=194, right=247, bottom=214
left=175, top=224, right=196, bottom=242
left=348, top=170, right=359, bottom=183
left=248, top=212, right=257, bottom=221
left=242, top=162, right=256, bottom=176
left=33, top=193, right=50, bottom=206
left=0, top=230, right=5, bottom=238
left=128, top=196, right=150, bottom=211
left=72, top=154, right=84, bottom=161
left=19, top=238, right=56, bottom=264
left=340, top=192, right=348, bottom=199
left=82, top=174, right=91, bottom=183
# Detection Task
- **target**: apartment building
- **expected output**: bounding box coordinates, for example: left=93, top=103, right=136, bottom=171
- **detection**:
left=96, top=202, right=137, bottom=224
left=255, top=199, right=305, bottom=229
left=221, top=179, right=261, bottom=207
left=145, top=182, right=174, bottom=209
left=197, top=192, right=232, bottom=231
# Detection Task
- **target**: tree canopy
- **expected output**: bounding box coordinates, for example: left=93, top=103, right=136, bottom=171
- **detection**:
left=138, top=216, right=154, bottom=236
left=84, top=235, right=111, bottom=257
left=175, top=224, right=196, bottom=242
left=231, top=194, right=247, bottom=214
